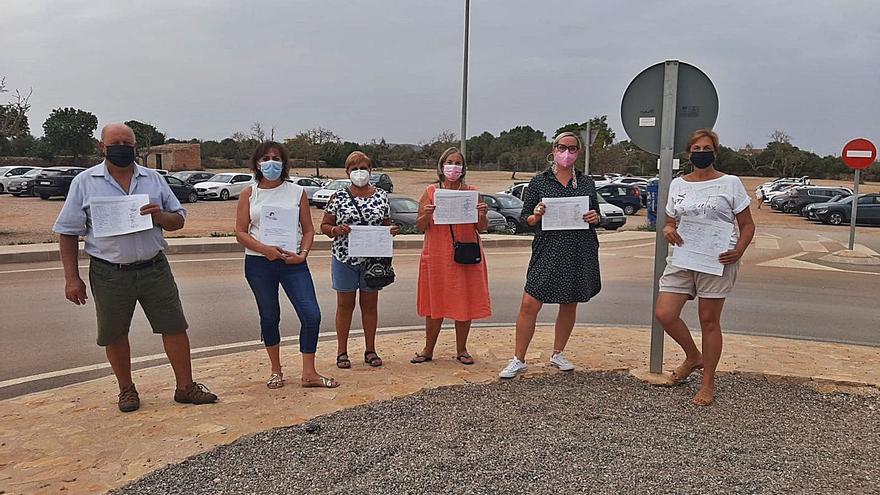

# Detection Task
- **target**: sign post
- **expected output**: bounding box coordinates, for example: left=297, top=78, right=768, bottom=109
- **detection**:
left=620, top=60, right=718, bottom=374
left=841, top=138, right=877, bottom=250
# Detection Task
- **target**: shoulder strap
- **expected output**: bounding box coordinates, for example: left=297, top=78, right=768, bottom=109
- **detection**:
left=347, top=188, right=368, bottom=225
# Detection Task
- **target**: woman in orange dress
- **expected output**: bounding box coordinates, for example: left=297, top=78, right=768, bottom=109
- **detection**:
left=411, top=147, right=491, bottom=365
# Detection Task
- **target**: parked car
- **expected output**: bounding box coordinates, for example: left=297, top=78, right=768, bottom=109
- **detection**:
left=765, top=183, right=800, bottom=204
left=33, top=166, right=87, bottom=199
left=0, top=166, right=40, bottom=193
left=4, top=167, right=43, bottom=196
left=164, top=175, right=199, bottom=203
left=499, top=182, right=626, bottom=230
left=171, top=171, right=215, bottom=185
left=369, top=173, right=394, bottom=193
left=757, top=177, right=810, bottom=202
left=597, top=184, right=642, bottom=215
left=810, top=194, right=880, bottom=225
left=782, top=187, right=851, bottom=214
left=311, top=179, right=352, bottom=208
left=802, top=194, right=848, bottom=218
left=286, top=176, right=324, bottom=203
left=194, top=173, right=253, bottom=200
left=481, top=193, right=525, bottom=233
left=597, top=194, right=627, bottom=230
left=612, top=177, right=649, bottom=186
left=388, top=195, right=420, bottom=231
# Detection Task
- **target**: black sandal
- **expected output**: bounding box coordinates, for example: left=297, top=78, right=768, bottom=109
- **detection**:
left=336, top=353, right=351, bottom=369
left=364, top=350, right=383, bottom=367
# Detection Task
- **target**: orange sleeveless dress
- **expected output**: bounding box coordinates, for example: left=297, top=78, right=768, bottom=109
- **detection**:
left=416, top=184, right=492, bottom=321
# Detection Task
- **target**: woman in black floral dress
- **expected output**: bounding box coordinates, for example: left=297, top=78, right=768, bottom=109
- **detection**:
left=499, top=132, right=602, bottom=379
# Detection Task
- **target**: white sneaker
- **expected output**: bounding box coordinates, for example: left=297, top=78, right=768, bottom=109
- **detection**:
left=550, top=351, right=575, bottom=371
left=499, top=357, right=528, bottom=379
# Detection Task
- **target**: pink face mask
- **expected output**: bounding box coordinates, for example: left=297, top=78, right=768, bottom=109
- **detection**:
left=443, top=164, right=463, bottom=181
left=554, top=150, right=578, bottom=168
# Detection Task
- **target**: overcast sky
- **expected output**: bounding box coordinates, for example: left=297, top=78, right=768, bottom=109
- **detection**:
left=2, top=0, right=878, bottom=155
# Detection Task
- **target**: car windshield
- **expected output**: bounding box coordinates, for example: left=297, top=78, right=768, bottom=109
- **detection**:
left=206, top=174, right=234, bottom=183
left=828, top=195, right=847, bottom=203
left=22, top=169, right=42, bottom=177
left=497, top=196, right=523, bottom=209
left=172, top=171, right=195, bottom=178
left=596, top=194, right=608, bottom=204
left=326, top=180, right=351, bottom=190
left=390, top=198, right=419, bottom=213
left=0, top=167, right=12, bottom=175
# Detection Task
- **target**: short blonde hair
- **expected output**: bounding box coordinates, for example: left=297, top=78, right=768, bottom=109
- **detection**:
left=437, top=147, right=466, bottom=181
left=687, top=128, right=720, bottom=153
left=344, top=151, right=372, bottom=171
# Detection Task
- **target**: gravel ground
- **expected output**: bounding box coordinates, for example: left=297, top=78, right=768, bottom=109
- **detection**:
left=113, top=372, right=879, bottom=495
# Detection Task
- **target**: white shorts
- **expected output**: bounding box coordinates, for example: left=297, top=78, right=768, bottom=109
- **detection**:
left=659, top=260, right=739, bottom=299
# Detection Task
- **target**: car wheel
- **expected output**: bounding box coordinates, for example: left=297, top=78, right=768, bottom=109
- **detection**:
left=506, top=218, right=518, bottom=233
left=0, top=185, right=4, bottom=193
left=828, top=212, right=844, bottom=225
left=187, top=192, right=198, bottom=203
left=219, top=189, right=230, bottom=200
left=623, top=205, right=636, bottom=215
left=39, top=194, right=50, bottom=200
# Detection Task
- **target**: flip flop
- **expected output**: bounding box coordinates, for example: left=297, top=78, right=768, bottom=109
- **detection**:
left=455, top=353, right=475, bottom=365
left=410, top=353, right=433, bottom=364
left=301, top=376, right=340, bottom=389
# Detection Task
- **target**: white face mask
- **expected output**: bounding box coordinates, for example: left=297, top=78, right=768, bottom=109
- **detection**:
left=349, top=169, right=370, bottom=187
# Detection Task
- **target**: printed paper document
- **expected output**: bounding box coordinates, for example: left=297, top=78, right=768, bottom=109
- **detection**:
left=433, top=190, right=479, bottom=225
left=348, top=225, right=393, bottom=258
left=669, top=216, right=734, bottom=276
left=541, top=196, right=591, bottom=230
left=90, top=194, right=153, bottom=238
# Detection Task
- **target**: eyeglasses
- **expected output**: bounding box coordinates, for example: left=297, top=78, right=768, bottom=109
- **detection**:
left=555, top=144, right=579, bottom=153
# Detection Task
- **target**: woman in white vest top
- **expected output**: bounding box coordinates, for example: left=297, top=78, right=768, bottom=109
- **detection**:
left=235, top=141, right=338, bottom=390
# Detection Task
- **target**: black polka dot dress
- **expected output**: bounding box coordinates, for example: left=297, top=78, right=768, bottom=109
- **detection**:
left=520, top=168, right=602, bottom=304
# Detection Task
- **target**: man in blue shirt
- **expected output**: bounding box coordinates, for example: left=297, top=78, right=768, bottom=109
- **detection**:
left=54, top=122, right=218, bottom=412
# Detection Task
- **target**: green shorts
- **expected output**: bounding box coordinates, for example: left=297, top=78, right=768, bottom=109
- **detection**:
left=88, top=254, right=188, bottom=346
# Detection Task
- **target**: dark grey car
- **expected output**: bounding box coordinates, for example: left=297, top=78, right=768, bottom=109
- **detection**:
left=481, top=193, right=525, bottom=233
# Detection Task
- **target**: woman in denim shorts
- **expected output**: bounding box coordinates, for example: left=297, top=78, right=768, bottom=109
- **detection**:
left=320, top=151, right=399, bottom=370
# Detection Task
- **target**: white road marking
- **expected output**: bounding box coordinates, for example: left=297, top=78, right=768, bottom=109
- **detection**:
left=758, top=252, right=878, bottom=276
left=798, top=240, right=829, bottom=253
left=754, top=238, right=780, bottom=250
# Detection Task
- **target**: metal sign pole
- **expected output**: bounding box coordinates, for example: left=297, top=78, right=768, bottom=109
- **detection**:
left=459, top=0, right=470, bottom=157
left=848, top=169, right=860, bottom=250
left=580, top=121, right=591, bottom=175
left=648, top=60, right=679, bottom=374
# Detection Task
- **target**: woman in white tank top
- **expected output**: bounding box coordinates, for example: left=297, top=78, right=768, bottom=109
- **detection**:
left=235, top=141, right=338, bottom=390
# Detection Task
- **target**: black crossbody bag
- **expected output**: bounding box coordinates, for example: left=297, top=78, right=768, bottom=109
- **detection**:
left=449, top=225, right=482, bottom=264
left=347, top=190, right=395, bottom=288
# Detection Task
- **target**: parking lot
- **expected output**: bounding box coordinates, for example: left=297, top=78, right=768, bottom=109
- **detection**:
left=0, top=168, right=878, bottom=246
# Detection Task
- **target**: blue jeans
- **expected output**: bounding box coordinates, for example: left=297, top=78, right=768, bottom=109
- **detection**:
left=244, top=255, right=321, bottom=353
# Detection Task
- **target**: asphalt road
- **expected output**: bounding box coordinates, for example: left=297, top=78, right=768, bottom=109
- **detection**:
left=1, top=225, right=878, bottom=399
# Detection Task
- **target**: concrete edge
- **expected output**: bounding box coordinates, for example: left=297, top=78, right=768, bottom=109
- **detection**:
left=0, top=231, right=656, bottom=265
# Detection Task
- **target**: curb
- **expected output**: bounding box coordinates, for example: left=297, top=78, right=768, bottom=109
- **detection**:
left=0, top=231, right=656, bottom=265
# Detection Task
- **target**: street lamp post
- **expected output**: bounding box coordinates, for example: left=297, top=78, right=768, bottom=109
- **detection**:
left=460, top=0, right=470, bottom=157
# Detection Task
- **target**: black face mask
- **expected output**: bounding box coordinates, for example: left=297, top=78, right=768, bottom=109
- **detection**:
left=690, top=151, right=715, bottom=169
left=105, top=145, right=135, bottom=167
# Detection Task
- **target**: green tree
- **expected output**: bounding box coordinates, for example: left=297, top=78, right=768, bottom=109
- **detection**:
left=554, top=115, right=615, bottom=148
left=0, top=76, right=32, bottom=141
left=43, top=107, right=98, bottom=162
left=124, top=120, right=166, bottom=165
left=285, top=127, right=341, bottom=176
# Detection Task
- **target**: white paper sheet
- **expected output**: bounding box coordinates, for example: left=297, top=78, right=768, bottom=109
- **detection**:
left=669, top=216, right=735, bottom=276
left=90, top=194, right=153, bottom=238
left=259, top=205, right=300, bottom=252
left=433, top=189, right=479, bottom=225
left=348, top=225, right=393, bottom=258
left=541, top=196, right=591, bottom=230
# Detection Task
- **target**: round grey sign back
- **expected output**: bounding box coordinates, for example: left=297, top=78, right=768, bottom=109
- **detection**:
left=621, top=61, right=718, bottom=155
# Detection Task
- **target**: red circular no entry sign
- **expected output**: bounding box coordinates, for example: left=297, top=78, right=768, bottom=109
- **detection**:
left=841, top=138, right=877, bottom=170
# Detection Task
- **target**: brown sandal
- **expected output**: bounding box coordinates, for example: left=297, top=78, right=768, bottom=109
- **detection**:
left=336, top=353, right=351, bottom=369
left=364, top=351, right=383, bottom=367
left=410, top=353, right=433, bottom=364
left=455, top=353, right=474, bottom=365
